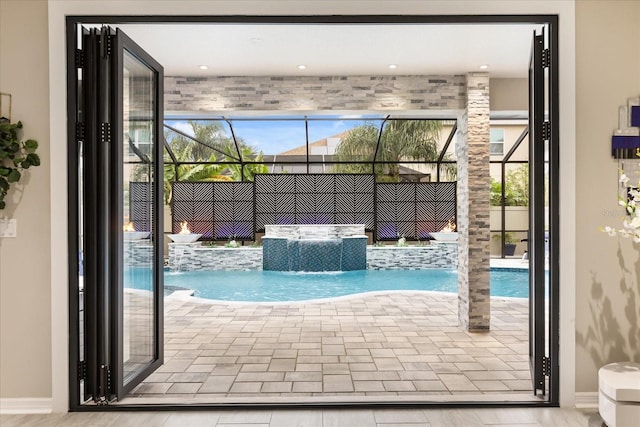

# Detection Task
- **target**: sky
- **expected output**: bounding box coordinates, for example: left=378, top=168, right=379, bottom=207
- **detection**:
left=165, top=116, right=384, bottom=155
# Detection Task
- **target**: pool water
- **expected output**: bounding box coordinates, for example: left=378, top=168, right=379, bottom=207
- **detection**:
left=126, top=268, right=530, bottom=302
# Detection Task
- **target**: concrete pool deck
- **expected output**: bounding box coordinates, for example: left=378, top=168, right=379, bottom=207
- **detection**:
left=123, top=263, right=534, bottom=404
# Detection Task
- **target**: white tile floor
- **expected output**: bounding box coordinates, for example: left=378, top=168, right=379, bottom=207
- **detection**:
left=0, top=408, right=604, bottom=427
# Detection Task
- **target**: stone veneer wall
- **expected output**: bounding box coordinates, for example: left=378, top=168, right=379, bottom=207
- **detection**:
left=123, top=241, right=153, bottom=267
left=165, top=75, right=466, bottom=112
left=168, top=243, right=457, bottom=271
left=264, top=224, right=365, bottom=239
left=456, top=73, right=491, bottom=330
left=169, top=244, right=263, bottom=271
left=367, top=244, right=458, bottom=270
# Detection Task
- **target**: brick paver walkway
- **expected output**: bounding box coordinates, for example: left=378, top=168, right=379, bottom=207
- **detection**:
left=126, top=291, right=532, bottom=403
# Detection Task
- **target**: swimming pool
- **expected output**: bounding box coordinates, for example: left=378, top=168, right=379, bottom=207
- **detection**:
left=126, top=268, right=530, bottom=302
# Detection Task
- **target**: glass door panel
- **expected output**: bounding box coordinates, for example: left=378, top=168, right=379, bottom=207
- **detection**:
left=121, top=48, right=157, bottom=385
left=114, top=29, right=164, bottom=397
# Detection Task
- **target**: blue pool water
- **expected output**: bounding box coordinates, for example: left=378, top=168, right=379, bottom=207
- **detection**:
left=126, top=268, right=531, bottom=302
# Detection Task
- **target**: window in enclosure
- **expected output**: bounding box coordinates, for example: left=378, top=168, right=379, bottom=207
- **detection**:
left=490, top=128, right=505, bottom=156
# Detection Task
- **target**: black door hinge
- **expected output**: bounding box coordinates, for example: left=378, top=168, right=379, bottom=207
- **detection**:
left=542, top=121, right=551, bottom=141
left=97, top=364, right=112, bottom=405
left=100, top=122, right=111, bottom=144
left=100, top=29, right=113, bottom=59
left=542, top=356, right=551, bottom=376
left=78, top=360, right=87, bottom=381
left=542, top=49, right=550, bottom=69
left=541, top=49, right=550, bottom=68
left=75, top=49, right=84, bottom=68
left=76, top=122, right=85, bottom=141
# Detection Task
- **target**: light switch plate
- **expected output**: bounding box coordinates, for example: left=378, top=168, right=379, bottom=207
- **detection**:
left=0, top=219, right=17, bottom=238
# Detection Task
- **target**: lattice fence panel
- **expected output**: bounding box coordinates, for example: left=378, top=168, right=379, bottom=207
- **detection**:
left=129, top=182, right=153, bottom=232
left=171, top=182, right=254, bottom=240
left=254, top=174, right=375, bottom=231
left=375, top=182, right=457, bottom=240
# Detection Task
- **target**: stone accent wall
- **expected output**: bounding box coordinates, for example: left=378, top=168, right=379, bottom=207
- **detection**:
left=165, top=75, right=466, bottom=112
left=169, top=244, right=263, bottom=271
left=367, top=243, right=458, bottom=270
left=456, top=73, right=491, bottom=331
left=168, top=243, right=457, bottom=271
left=124, top=240, right=153, bottom=267
left=264, top=224, right=365, bottom=239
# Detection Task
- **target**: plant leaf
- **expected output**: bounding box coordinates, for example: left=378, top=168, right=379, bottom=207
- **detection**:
left=24, top=139, right=38, bottom=150
left=26, top=153, right=40, bottom=166
left=0, top=176, right=8, bottom=189
left=7, top=169, right=21, bottom=183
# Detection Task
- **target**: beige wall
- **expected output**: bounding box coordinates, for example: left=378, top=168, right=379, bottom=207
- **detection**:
left=575, top=0, right=640, bottom=392
left=2, top=0, right=582, bottom=410
left=0, top=0, right=52, bottom=399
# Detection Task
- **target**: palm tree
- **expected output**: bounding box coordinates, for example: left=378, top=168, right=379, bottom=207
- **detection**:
left=163, top=154, right=231, bottom=204
left=163, top=121, right=269, bottom=204
left=334, top=119, right=456, bottom=182
left=164, top=120, right=229, bottom=162
left=221, top=143, right=269, bottom=181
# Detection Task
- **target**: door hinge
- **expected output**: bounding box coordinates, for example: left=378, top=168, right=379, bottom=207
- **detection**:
left=542, top=356, right=551, bottom=376
left=542, top=48, right=550, bottom=68
left=97, top=364, right=112, bottom=405
left=100, top=122, right=111, bottom=144
left=100, top=30, right=113, bottom=59
left=78, top=360, right=87, bottom=380
left=76, top=122, right=85, bottom=141
left=542, top=121, right=551, bottom=141
left=75, top=49, right=84, bottom=68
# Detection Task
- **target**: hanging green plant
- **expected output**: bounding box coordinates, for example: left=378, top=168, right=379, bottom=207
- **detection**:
left=0, top=120, right=40, bottom=209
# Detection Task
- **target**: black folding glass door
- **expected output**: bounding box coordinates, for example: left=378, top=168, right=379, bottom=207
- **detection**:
left=70, top=25, right=164, bottom=404
left=528, top=28, right=556, bottom=398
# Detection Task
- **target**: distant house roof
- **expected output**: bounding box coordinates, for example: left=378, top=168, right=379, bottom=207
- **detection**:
left=278, top=130, right=351, bottom=156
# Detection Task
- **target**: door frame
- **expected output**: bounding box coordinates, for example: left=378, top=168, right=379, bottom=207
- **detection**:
left=68, top=23, right=165, bottom=406
left=66, top=14, right=560, bottom=410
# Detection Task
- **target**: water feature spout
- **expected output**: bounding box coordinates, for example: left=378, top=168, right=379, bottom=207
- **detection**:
left=263, top=236, right=366, bottom=272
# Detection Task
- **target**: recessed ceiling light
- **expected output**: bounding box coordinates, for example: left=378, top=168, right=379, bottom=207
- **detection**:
left=388, top=64, right=398, bottom=69
left=199, top=65, right=209, bottom=70
left=297, top=65, right=307, bottom=70
left=479, top=64, right=489, bottom=70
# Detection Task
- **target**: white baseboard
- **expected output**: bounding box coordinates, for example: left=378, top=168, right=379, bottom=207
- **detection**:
left=575, top=392, right=599, bottom=409
left=0, top=398, right=53, bottom=414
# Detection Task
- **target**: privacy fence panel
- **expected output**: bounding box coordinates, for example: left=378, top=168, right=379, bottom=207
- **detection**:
left=129, top=182, right=152, bottom=232
left=161, top=176, right=456, bottom=241
left=375, top=182, right=457, bottom=240
left=171, top=181, right=254, bottom=240
left=254, top=174, right=376, bottom=232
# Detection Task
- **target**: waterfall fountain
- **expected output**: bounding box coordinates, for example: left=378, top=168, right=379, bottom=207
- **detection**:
left=262, top=224, right=367, bottom=272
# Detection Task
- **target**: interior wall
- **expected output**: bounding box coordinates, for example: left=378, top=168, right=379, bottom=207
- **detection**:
left=574, top=0, right=640, bottom=393
left=0, top=0, right=52, bottom=399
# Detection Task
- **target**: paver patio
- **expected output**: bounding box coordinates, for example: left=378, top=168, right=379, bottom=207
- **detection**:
left=123, top=290, right=535, bottom=404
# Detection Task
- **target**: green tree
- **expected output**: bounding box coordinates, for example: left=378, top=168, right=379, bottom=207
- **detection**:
left=165, top=120, right=230, bottom=162
left=333, top=120, right=455, bottom=182
left=221, top=143, right=269, bottom=181
left=490, top=164, right=529, bottom=206
left=162, top=121, right=269, bottom=204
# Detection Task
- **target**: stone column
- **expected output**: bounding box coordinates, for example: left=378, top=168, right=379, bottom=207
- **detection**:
left=456, top=73, right=491, bottom=330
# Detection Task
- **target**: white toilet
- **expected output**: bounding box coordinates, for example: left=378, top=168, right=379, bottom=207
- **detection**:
left=599, top=362, right=640, bottom=427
